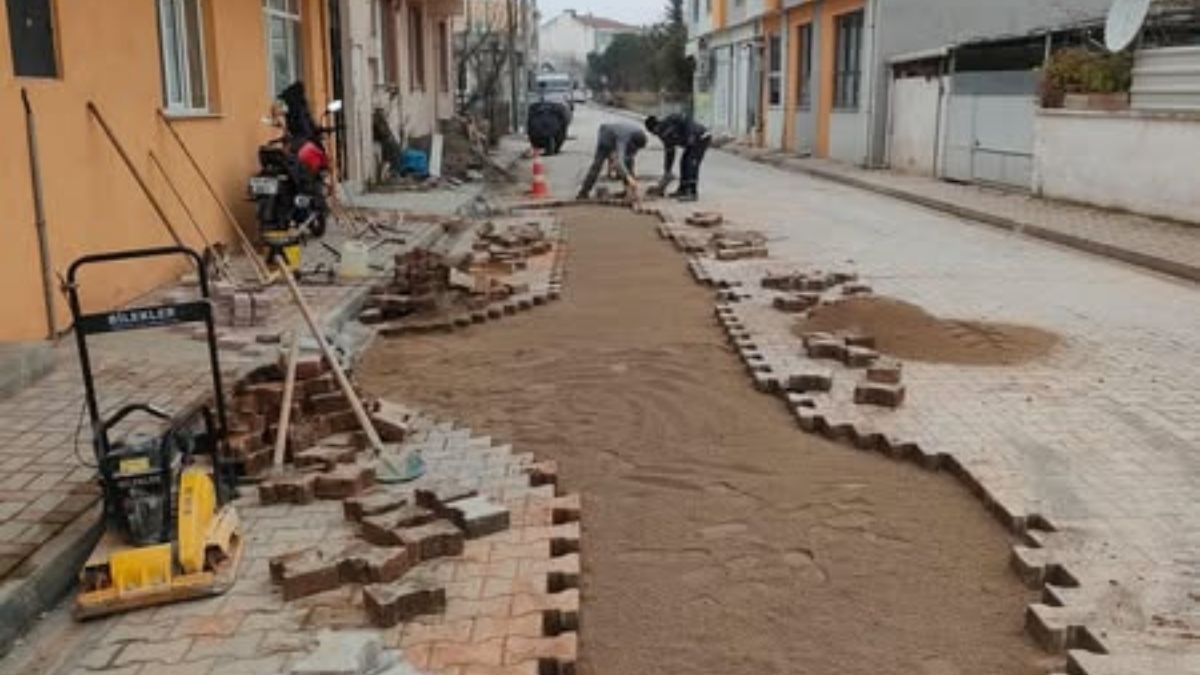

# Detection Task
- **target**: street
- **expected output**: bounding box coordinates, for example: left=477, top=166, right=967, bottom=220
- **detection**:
left=534, top=105, right=1200, bottom=670
left=2, top=102, right=1197, bottom=675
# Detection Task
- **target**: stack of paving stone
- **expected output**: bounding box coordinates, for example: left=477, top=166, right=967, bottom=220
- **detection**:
left=363, top=215, right=567, bottom=337
left=763, top=271, right=860, bottom=313
left=225, top=355, right=370, bottom=477
left=713, top=230, right=770, bottom=261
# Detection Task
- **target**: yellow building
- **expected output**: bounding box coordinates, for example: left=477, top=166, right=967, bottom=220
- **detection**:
left=0, top=0, right=334, bottom=341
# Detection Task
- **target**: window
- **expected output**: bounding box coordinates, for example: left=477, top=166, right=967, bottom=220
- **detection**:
left=6, top=0, right=57, bottom=78
left=833, top=10, right=863, bottom=110
left=380, top=0, right=398, bottom=86
left=796, top=23, right=813, bottom=108
left=157, top=0, right=209, bottom=111
left=437, top=20, right=450, bottom=93
left=767, top=33, right=782, bottom=107
left=263, top=0, right=302, bottom=98
left=407, top=5, right=425, bottom=92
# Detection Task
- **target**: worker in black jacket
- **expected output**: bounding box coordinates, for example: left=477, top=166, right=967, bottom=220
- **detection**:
left=646, top=114, right=712, bottom=202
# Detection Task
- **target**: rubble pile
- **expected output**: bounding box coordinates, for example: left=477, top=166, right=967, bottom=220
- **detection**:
left=360, top=215, right=566, bottom=336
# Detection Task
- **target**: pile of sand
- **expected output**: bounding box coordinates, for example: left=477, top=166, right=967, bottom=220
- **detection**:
left=796, top=296, right=1058, bottom=366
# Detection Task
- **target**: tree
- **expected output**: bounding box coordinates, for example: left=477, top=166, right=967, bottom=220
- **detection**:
left=585, top=1, right=693, bottom=96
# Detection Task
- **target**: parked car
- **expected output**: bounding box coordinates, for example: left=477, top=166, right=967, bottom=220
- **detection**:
left=527, top=73, right=574, bottom=155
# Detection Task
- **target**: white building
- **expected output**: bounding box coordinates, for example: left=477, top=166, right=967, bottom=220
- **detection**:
left=338, top=0, right=462, bottom=193
left=539, top=9, right=640, bottom=79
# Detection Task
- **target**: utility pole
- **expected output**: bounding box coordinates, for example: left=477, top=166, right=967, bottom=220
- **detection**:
left=506, top=0, right=518, bottom=132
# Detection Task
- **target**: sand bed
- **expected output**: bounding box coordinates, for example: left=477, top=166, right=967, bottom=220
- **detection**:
left=797, top=296, right=1059, bottom=366
left=361, top=207, right=1054, bottom=675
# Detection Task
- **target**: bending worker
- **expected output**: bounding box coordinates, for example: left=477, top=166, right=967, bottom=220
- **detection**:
left=577, top=122, right=648, bottom=200
left=646, top=114, right=712, bottom=202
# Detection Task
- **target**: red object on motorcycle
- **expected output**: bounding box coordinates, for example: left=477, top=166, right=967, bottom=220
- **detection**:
left=297, top=141, right=328, bottom=173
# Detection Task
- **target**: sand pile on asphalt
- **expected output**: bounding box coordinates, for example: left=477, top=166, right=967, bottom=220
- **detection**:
left=797, top=296, right=1058, bottom=366
left=361, top=207, right=1052, bottom=675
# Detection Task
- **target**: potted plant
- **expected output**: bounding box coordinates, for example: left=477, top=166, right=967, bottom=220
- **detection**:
left=1039, top=47, right=1133, bottom=111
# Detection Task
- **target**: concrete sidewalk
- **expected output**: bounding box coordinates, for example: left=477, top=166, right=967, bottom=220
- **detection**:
left=726, top=144, right=1200, bottom=284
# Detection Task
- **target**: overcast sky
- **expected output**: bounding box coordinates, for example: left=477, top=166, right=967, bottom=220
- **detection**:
left=538, top=0, right=664, bottom=27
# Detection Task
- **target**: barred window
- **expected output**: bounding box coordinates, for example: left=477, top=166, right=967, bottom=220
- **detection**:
left=833, top=10, right=863, bottom=110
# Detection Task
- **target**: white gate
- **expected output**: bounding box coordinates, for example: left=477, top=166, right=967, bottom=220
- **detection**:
left=943, top=71, right=1036, bottom=190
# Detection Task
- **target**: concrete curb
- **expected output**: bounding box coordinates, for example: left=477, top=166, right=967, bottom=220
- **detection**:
left=726, top=147, right=1200, bottom=285
left=0, top=504, right=102, bottom=657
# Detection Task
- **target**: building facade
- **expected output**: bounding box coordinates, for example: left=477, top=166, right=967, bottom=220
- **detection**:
left=339, top=0, right=463, bottom=192
left=1, top=0, right=333, bottom=341
left=539, top=9, right=640, bottom=80
left=687, top=0, right=1112, bottom=166
left=0, top=0, right=466, bottom=341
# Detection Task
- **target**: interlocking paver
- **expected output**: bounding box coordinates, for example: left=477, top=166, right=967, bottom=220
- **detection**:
left=651, top=144, right=1200, bottom=670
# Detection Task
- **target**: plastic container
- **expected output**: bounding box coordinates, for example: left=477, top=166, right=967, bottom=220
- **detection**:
left=339, top=241, right=370, bottom=279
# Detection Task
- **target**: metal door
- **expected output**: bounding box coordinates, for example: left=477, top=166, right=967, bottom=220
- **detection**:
left=943, top=71, right=1036, bottom=189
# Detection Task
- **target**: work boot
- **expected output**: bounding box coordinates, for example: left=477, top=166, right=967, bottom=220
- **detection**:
left=676, top=192, right=699, bottom=203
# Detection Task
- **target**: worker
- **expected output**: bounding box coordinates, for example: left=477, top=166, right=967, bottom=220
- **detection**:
left=646, top=114, right=712, bottom=202
left=577, top=122, right=648, bottom=200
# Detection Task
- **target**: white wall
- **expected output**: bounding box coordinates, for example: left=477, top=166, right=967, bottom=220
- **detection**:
left=540, top=14, right=592, bottom=71
left=830, top=111, right=867, bottom=164
left=1033, top=110, right=1200, bottom=224
left=888, top=76, right=942, bottom=175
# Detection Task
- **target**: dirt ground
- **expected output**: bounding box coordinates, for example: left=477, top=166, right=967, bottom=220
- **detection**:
left=797, top=296, right=1059, bottom=366
left=360, top=207, right=1057, bottom=675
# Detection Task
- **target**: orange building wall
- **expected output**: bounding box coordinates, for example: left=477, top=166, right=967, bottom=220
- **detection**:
left=816, top=0, right=864, bottom=157
left=0, top=0, right=331, bottom=340
left=784, top=4, right=814, bottom=151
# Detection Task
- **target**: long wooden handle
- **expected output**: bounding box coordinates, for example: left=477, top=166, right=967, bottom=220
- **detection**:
left=277, top=263, right=384, bottom=452
left=87, top=102, right=185, bottom=248
left=273, top=331, right=301, bottom=469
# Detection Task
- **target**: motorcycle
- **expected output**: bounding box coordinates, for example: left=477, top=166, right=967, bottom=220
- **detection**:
left=248, top=82, right=342, bottom=266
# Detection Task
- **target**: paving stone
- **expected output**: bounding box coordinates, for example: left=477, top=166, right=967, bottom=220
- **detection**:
left=115, top=638, right=193, bottom=665
left=866, top=360, right=903, bottom=384
left=396, top=520, right=465, bottom=563
left=502, top=634, right=578, bottom=667
left=361, top=506, right=439, bottom=547
left=805, top=338, right=847, bottom=361
left=438, top=495, right=511, bottom=539
left=289, top=630, right=389, bottom=675
left=343, top=489, right=411, bottom=523
left=260, top=473, right=319, bottom=506
left=271, top=547, right=344, bottom=601
left=854, top=382, right=907, bottom=408
left=786, top=369, right=834, bottom=393
left=297, top=445, right=360, bottom=472
left=363, top=578, right=448, bottom=628
left=338, top=542, right=414, bottom=585
left=772, top=293, right=820, bottom=313
left=842, top=346, right=880, bottom=368
left=315, top=465, right=376, bottom=500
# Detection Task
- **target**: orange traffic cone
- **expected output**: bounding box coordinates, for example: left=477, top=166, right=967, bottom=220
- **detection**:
left=528, top=149, right=550, bottom=198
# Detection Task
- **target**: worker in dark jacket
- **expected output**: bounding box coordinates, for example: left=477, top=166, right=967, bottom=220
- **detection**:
left=646, top=114, right=712, bottom=202
left=577, top=123, right=648, bottom=200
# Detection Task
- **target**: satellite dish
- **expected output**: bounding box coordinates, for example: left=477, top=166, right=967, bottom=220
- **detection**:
left=1105, top=0, right=1151, bottom=52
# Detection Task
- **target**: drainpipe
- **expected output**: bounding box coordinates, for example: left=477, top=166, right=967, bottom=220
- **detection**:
left=863, top=0, right=882, bottom=167
left=20, top=88, right=57, bottom=341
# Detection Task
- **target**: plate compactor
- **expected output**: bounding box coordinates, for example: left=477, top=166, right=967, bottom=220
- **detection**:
left=66, top=247, right=244, bottom=620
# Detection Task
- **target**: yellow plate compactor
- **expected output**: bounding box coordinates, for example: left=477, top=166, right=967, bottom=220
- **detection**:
left=66, top=247, right=244, bottom=620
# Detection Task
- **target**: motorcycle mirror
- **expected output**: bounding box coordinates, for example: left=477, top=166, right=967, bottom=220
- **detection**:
left=327, top=100, right=344, bottom=113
